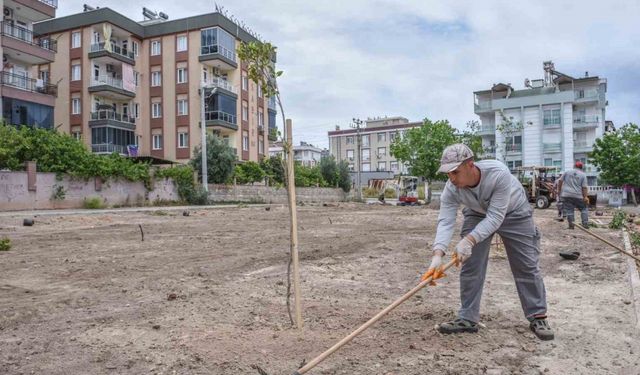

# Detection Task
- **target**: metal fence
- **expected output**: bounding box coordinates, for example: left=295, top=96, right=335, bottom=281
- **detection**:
left=0, top=71, right=57, bottom=96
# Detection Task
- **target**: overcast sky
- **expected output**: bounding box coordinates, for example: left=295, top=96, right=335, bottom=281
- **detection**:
left=59, top=1, right=640, bottom=149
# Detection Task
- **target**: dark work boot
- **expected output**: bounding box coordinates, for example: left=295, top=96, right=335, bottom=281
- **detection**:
left=529, top=317, right=554, bottom=341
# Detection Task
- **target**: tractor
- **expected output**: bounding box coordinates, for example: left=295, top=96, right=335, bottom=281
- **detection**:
left=516, top=166, right=560, bottom=209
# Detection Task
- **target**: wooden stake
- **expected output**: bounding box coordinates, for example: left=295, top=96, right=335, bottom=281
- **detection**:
left=286, top=119, right=303, bottom=330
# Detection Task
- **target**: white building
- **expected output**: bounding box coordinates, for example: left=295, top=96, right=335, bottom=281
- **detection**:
left=474, top=61, right=607, bottom=185
left=269, top=141, right=323, bottom=167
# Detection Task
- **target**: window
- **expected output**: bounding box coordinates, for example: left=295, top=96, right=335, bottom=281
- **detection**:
left=134, top=103, right=140, bottom=119
left=390, top=131, right=397, bottom=141
left=242, top=130, right=249, bottom=151
left=71, top=65, right=81, bottom=81
left=346, top=149, right=354, bottom=161
left=177, top=99, right=188, bottom=116
left=346, top=136, right=354, bottom=144
left=506, top=136, right=522, bottom=152
left=544, top=158, right=552, bottom=166
left=242, top=101, right=248, bottom=121
left=258, top=109, right=264, bottom=127
left=134, top=71, right=140, bottom=86
left=71, top=32, right=81, bottom=48
left=377, top=132, right=386, bottom=142
left=241, top=72, right=248, bottom=91
left=177, top=68, right=187, bottom=84
left=178, top=132, right=188, bottom=148
left=362, top=134, right=370, bottom=147
left=71, top=98, right=81, bottom=115
left=257, top=84, right=262, bottom=98
left=390, top=161, right=399, bottom=171
left=152, top=102, right=162, bottom=118
left=362, top=162, right=371, bottom=172
left=200, top=27, right=236, bottom=61
left=507, top=160, right=522, bottom=171
left=152, top=134, right=163, bottom=150
left=377, top=147, right=386, bottom=157
left=543, top=109, right=561, bottom=126
left=151, top=40, right=161, bottom=56
left=176, top=35, right=187, bottom=52
left=361, top=148, right=370, bottom=161
left=258, top=135, right=264, bottom=154
left=151, top=71, right=161, bottom=87
left=72, top=131, right=82, bottom=141
left=377, top=161, right=386, bottom=171
left=132, top=41, right=139, bottom=56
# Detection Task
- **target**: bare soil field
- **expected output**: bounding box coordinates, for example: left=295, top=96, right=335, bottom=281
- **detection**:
left=1, top=204, right=638, bottom=375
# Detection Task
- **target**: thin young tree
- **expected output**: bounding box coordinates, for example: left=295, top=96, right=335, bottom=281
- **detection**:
left=238, top=41, right=302, bottom=327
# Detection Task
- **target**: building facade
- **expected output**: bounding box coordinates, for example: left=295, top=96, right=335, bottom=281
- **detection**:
left=269, top=141, right=322, bottom=167
left=474, top=61, right=607, bottom=184
left=328, top=116, right=418, bottom=178
left=34, top=7, right=277, bottom=163
left=1, top=0, right=58, bottom=129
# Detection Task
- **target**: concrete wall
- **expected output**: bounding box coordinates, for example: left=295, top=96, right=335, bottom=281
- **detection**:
left=208, top=184, right=351, bottom=204
left=0, top=171, right=178, bottom=211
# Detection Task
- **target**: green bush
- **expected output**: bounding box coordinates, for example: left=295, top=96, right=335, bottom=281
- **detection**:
left=155, top=165, right=208, bottom=205
left=190, top=135, right=236, bottom=184
left=260, top=155, right=285, bottom=186
left=337, top=160, right=351, bottom=193
left=83, top=197, right=105, bottom=209
left=234, top=161, right=265, bottom=185
left=384, top=188, right=396, bottom=199
left=0, top=237, right=10, bottom=251
left=295, top=163, right=326, bottom=187
left=610, top=210, right=627, bottom=229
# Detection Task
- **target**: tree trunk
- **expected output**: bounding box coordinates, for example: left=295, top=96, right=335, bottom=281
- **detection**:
left=631, top=188, right=638, bottom=206
left=426, top=180, right=432, bottom=204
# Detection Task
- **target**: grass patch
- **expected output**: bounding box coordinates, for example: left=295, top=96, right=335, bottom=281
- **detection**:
left=83, top=197, right=105, bottom=209
left=0, top=237, right=11, bottom=251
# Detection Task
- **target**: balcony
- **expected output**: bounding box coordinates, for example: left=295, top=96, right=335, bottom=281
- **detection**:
left=205, top=110, right=238, bottom=131
left=574, top=140, right=593, bottom=153
left=89, top=75, right=135, bottom=99
left=573, top=115, right=599, bottom=129
left=199, top=44, right=238, bottom=70
left=505, top=143, right=522, bottom=154
left=91, top=143, right=127, bottom=155
left=12, top=0, right=56, bottom=20
left=474, top=101, right=492, bottom=113
left=39, top=0, right=58, bottom=7
left=0, top=71, right=57, bottom=107
left=1, top=22, right=56, bottom=64
left=477, top=125, right=495, bottom=135
left=574, top=89, right=599, bottom=103
left=89, top=42, right=135, bottom=65
left=203, top=77, right=237, bottom=95
left=543, top=143, right=562, bottom=153
left=268, top=126, right=278, bottom=141
left=89, top=110, right=136, bottom=130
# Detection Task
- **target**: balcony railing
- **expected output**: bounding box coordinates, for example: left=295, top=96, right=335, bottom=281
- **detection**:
left=90, top=75, right=131, bottom=91
left=1, top=22, right=57, bottom=52
left=475, top=101, right=492, bottom=111
left=0, top=71, right=57, bottom=96
left=543, top=118, right=561, bottom=127
left=39, top=0, right=58, bottom=8
left=90, top=42, right=135, bottom=60
left=204, top=110, right=237, bottom=125
left=574, top=115, right=599, bottom=124
left=200, top=44, right=236, bottom=62
left=92, top=143, right=127, bottom=154
left=574, top=140, right=591, bottom=149
left=203, top=77, right=237, bottom=93
left=90, top=110, right=135, bottom=124
left=505, top=143, right=522, bottom=153
left=543, top=143, right=562, bottom=153
left=575, top=89, right=599, bottom=100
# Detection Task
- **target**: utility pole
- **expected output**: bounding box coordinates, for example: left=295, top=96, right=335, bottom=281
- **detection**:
left=351, top=118, right=363, bottom=201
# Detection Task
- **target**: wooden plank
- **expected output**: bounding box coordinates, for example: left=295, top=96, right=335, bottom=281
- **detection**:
left=286, top=119, right=303, bottom=330
left=623, top=230, right=640, bottom=331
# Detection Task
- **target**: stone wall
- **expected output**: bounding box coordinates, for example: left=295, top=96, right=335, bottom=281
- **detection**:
left=208, top=184, right=351, bottom=204
left=0, top=171, right=178, bottom=211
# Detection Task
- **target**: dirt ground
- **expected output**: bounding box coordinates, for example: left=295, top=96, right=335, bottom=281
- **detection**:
left=1, top=203, right=639, bottom=375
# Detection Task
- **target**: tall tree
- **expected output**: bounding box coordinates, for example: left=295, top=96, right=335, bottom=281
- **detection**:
left=189, top=135, right=236, bottom=184
left=590, top=123, right=640, bottom=205
left=319, top=156, right=338, bottom=187
left=390, top=118, right=457, bottom=202
left=337, top=160, right=352, bottom=193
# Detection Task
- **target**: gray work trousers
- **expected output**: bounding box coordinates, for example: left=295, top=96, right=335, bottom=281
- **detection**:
left=562, top=196, right=589, bottom=226
left=458, top=206, right=547, bottom=323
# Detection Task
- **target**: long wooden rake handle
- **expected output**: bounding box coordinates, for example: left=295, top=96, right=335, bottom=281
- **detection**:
left=575, top=224, right=640, bottom=262
left=292, top=259, right=458, bottom=375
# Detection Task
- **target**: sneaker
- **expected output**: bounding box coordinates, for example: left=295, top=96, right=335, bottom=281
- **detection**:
left=437, top=318, right=479, bottom=334
left=529, top=318, right=554, bottom=340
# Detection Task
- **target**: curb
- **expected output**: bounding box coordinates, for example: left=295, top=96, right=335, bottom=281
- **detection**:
left=623, top=230, right=640, bottom=331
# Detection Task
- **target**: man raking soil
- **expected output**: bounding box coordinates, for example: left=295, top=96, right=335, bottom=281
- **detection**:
left=424, top=143, right=554, bottom=340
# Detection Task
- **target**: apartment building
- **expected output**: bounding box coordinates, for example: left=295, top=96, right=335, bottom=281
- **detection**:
left=269, top=141, right=323, bottom=167
left=328, top=116, right=418, bottom=182
left=1, top=0, right=57, bottom=128
left=33, top=7, right=277, bottom=163
left=474, top=61, right=607, bottom=184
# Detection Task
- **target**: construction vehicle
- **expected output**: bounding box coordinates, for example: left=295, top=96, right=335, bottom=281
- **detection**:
left=397, top=176, right=419, bottom=205
left=516, top=166, right=559, bottom=209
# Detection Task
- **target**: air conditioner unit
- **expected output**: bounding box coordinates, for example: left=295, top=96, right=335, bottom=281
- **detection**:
left=106, top=64, right=115, bottom=72
left=4, top=7, right=13, bottom=18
